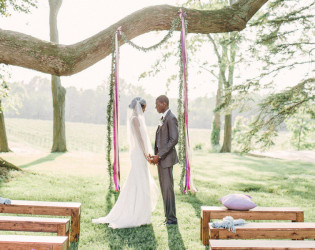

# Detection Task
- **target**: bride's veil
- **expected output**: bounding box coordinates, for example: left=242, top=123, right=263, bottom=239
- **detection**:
left=127, top=99, right=153, bottom=157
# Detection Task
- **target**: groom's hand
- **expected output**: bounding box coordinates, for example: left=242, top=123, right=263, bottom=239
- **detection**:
left=151, top=155, right=160, bottom=165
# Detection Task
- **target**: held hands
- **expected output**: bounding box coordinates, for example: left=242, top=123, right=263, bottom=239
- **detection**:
left=147, top=154, right=160, bottom=165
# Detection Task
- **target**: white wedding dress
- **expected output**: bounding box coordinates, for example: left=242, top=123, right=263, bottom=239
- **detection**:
left=92, top=101, right=159, bottom=229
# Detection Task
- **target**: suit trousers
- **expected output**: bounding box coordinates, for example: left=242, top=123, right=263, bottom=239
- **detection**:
left=157, top=165, right=177, bottom=223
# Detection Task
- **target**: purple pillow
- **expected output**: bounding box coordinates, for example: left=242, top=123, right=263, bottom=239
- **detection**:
left=219, top=194, right=257, bottom=210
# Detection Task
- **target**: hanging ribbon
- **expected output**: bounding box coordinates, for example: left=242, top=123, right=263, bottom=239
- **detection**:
left=113, top=27, right=121, bottom=191
left=179, top=9, right=197, bottom=194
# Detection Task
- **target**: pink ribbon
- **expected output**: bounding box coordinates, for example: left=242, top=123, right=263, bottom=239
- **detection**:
left=113, top=27, right=121, bottom=191
left=179, top=9, right=191, bottom=193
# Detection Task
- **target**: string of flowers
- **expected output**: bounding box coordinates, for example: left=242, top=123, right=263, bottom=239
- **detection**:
left=106, top=35, right=116, bottom=191
left=106, top=12, right=194, bottom=193
left=106, top=17, right=180, bottom=192
left=120, top=17, right=181, bottom=52
left=178, top=15, right=188, bottom=193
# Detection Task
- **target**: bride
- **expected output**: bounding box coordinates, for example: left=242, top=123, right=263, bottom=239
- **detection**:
left=92, top=97, right=159, bottom=228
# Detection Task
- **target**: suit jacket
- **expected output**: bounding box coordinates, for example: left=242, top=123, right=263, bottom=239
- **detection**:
left=154, top=110, right=179, bottom=168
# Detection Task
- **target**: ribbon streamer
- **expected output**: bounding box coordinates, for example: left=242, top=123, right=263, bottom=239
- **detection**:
left=179, top=9, right=197, bottom=193
left=113, top=27, right=121, bottom=191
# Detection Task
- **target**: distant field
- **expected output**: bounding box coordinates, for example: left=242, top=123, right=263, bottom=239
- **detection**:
left=5, top=118, right=212, bottom=153
left=5, top=118, right=293, bottom=153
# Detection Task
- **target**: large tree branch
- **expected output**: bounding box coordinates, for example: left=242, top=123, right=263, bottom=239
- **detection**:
left=0, top=0, right=268, bottom=76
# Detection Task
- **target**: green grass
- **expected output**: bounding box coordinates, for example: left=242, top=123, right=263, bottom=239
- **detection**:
left=1, top=118, right=315, bottom=249
left=1, top=151, right=315, bottom=249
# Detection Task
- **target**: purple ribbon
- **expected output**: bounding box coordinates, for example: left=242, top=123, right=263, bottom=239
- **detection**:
left=179, top=9, right=191, bottom=193
left=113, top=27, right=121, bottom=191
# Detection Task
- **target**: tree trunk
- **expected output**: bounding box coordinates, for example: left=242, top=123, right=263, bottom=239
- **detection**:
left=220, top=22, right=237, bottom=153
left=51, top=76, right=66, bottom=152
left=49, top=0, right=67, bottom=152
left=211, top=73, right=222, bottom=146
left=0, top=157, right=21, bottom=171
left=0, top=0, right=269, bottom=76
left=220, top=113, right=232, bottom=152
left=0, top=100, right=10, bottom=152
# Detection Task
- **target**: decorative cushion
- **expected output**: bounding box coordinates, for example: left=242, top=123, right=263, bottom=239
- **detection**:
left=219, top=194, right=257, bottom=211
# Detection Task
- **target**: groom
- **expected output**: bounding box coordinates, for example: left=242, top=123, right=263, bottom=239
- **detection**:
left=149, top=95, right=178, bottom=225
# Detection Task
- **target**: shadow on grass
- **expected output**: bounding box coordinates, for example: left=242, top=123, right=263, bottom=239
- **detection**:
left=100, top=190, right=158, bottom=249
left=19, top=153, right=65, bottom=168
left=104, top=224, right=158, bottom=250
left=178, top=193, right=205, bottom=218
left=166, top=224, right=186, bottom=250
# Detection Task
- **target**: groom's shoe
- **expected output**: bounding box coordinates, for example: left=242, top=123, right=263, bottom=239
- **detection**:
left=166, top=220, right=177, bottom=225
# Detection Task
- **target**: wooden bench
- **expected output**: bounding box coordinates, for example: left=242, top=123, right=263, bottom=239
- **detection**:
left=209, top=222, right=315, bottom=240
left=201, top=206, right=304, bottom=245
left=0, top=216, right=70, bottom=237
left=0, top=235, right=68, bottom=250
left=0, top=200, right=81, bottom=244
left=209, top=239, right=315, bottom=249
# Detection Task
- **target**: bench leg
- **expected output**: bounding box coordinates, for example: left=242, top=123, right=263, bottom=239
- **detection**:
left=294, top=212, right=304, bottom=222
left=202, top=212, right=211, bottom=245
left=200, top=217, right=202, bottom=240
left=70, top=208, right=81, bottom=243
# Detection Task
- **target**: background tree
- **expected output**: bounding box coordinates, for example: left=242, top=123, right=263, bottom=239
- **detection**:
left=286, top=105, right=315, bottom=151
left=0, top=67, right=10, bottom=152
left=0, top=0, right=37, bottom=152
left=228, top=0, right=315, bottom=151
left=48, top=0, right=67, bottom=152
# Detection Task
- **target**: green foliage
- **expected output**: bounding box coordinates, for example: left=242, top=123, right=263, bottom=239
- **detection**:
left=0, top=0, right=37, bottom=16
left=241, top=78, right=315, bottom=152
left=286, top=106, right=315, bottom=150
left=0, top=66, right=9, bottom=102
left=210, top=120, right=220, bottom=147
left=193, top=143, right=204, bottom=151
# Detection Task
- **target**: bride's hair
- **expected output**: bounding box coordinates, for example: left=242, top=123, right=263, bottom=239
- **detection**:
left=128, top=97, right=146, bottom=109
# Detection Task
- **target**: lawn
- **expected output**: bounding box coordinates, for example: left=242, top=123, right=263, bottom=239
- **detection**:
left=1, top=118, right=314, bottom=249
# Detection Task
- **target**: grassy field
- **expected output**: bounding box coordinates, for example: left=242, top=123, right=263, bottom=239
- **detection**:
left=1, top=118, right=315, bottom=249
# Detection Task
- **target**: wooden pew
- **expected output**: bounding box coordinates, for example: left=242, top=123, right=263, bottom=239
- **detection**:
left=0, top=200, right=81, bottom=244
left=0, top=235, right=68, bottom=250
left=0, top=216, right=70, bottom=237
left=201, top=206, right=304, bottom=245
left=209, top=222, right=315, bottom=240
left=209, top=239, right=315, bottom=250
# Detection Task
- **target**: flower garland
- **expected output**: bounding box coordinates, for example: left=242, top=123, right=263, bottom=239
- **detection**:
left=178, top=13, right=189, bottom=193
left=106, top=35, right=116, bottom=191
left=106, top=11, right=196, bottom=193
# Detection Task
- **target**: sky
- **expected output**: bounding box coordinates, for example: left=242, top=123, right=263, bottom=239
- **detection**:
left=1, top=0, right=220, bottom=99
left=1, top=1, right=312, bottom=99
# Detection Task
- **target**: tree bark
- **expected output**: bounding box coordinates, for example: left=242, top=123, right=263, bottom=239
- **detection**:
left=220, top=30, right=237, bottom=153
left=220, top=113, right=232, bottom=152
left=0, top=157, right=21, bottom=171
left=0, top=100, right=10, bottom=152
left=0, top=0, right=268, bottom=76
left=49, top=0, right=67, bottom=152
left=213, top=78, right=222, bottom=145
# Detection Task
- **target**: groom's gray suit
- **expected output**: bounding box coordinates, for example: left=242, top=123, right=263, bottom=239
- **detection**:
left=154, top=110, right=178, bottom=223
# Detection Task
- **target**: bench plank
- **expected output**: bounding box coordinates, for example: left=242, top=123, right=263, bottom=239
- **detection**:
left=209, top=239, right=315, bottom=250
left=0, top=216, right=70, bottom=236
left=0, top=200, right=81, bottom=243
left=201, top=206, right=304, bottom=245
left=0, top=235, right=68, bottom=250
left=210, top=222, right=315, bottom=240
